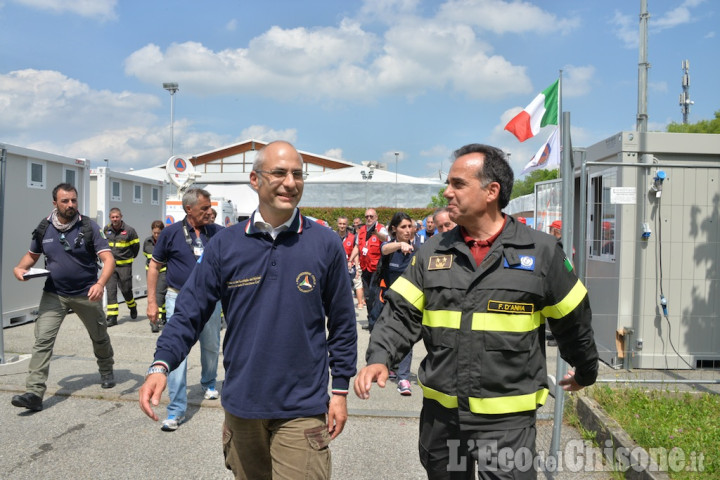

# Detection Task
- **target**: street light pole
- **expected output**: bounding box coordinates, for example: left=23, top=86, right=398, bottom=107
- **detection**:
left=163, top=82, right=179, bottom=156
left=394, top=152, right=399, bottom=208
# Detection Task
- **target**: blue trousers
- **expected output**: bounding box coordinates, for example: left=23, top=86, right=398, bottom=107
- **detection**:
left=165, top=289, right=222, bottom=418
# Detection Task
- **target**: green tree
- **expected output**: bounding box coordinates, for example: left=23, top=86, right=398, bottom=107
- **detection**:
left=428, top=187, right=448, bottom=208
left=511, top=169, right=558, bottom=199
left=666, top=110, right=720, bottom=133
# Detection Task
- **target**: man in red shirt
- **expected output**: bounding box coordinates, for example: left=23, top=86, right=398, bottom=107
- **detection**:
left=337, top=216, right=364, bottom=309
left=349, top=209, right=387, bottom=322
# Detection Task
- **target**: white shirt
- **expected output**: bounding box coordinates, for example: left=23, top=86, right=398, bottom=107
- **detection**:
left=253, top=209, right=297, bottom=240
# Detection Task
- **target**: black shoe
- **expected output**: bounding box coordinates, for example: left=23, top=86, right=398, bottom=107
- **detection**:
left=130, top=306, right=138, bottom=319
left=158, top=313, right=166, bottom=326
left=11, top=392, right=43, bottom=411
left=101, top=372, right=116, bottom=389
left=106, top=316, right=118, bottom=327
left=150, top=321, right=159, bottom=333
left=361, top=324, right=370, bottom=330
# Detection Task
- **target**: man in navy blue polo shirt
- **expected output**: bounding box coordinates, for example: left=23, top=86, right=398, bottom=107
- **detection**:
left=12, top=183, right=117, bottom=412
left=140, top=141, right=357, bottom=478
left=145, top=187, right=223, bottom=431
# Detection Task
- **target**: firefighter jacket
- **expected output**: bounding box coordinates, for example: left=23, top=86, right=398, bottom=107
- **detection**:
left=366, top=217, right=598, bottom=430
left=105, top=221, right=140, bottom=267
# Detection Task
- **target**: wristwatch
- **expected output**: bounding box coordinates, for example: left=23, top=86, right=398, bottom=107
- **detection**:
left=145, top=365, right=168, bottom=378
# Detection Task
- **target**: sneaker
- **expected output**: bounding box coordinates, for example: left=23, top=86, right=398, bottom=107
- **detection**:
left=388, top=370, right=397, bottom=380
left=11, top=392, right=43, bottom=411
left=161, top=415, right=185, bottom=432
left=130, top=306, right=138, bottom=319
left=397, top=379, right=412, bottom=396
left=203, top=387, right=220, bottom=400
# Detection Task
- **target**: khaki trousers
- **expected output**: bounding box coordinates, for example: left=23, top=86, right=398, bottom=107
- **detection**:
left=223, top=412, right=331, bottom=480
left=26, top=291, right=115, bottom=397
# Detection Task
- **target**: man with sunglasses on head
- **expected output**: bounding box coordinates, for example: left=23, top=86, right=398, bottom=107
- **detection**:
left=12, top=183, right=117, bottom=412
left=140, top=141, right=356, bottom=478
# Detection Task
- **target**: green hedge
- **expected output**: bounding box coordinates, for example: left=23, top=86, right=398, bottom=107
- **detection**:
left=300, top=207, right=437, bottom=227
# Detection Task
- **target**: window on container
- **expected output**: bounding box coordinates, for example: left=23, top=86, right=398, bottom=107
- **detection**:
left=588, top=170, right=617, bottom=260
left=63, top=167, right=77, bottom=186
left=111, top=180, right=121, bottom=201
left=151, top=186, right=160, bottom=205
left=28, top=161, right=46, bottom=189
left=133, top=184, right=143, bottom=204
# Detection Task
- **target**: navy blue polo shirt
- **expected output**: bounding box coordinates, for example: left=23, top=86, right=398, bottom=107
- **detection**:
left=29, top=216, right=110, bottom=297
left=152, top=217, right=222, bottom=290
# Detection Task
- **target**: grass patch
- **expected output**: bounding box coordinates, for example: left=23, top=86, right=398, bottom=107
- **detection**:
left=590, top=386, right=719, bottom=479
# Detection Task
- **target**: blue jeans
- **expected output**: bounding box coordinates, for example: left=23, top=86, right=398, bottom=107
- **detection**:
left=165, top=289, right=222, bottom=418
left=397, top=351, right=413, bottom=382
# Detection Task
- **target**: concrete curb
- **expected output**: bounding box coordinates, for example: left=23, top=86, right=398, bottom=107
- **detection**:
left=574, top=395, right=670, bottom=480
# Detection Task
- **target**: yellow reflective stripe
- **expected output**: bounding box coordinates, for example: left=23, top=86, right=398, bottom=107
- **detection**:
left=468, top=388, right=549, bottom=414
left=418, top=380, right=458, bottom=409
left=115, top=258, right=134, bottom=265
left=471, top=312, right=543, bottom=332
left=389, top=276, right=425, bottom=311
left=422, top=310, right=462, bottom=329
left=143, top=252, right=152, bottom=258
left=109, top=239, right=139, bottom=248
left=541, top=280, right=587, bottom=319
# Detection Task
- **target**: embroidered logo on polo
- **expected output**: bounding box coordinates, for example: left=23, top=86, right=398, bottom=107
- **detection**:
left=227, top=276, right=261, bottom=289
left=428, top=255, right=453, bottom=270
left=296, top=272, right=317, bottom=293
left=488, top=300, right=534, bottom=314
left=503, top=255, right=536, bottom=271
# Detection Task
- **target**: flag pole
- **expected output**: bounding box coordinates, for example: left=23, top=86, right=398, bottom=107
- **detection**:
left=557, top=70, right=563, bottom=177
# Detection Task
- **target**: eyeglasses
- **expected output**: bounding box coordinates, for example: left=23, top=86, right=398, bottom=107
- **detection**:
left=59, top=233, right=71, bottom=251
left=255, top=169, right=308, bottom=181
left=365, top=215, right=376, bottom=219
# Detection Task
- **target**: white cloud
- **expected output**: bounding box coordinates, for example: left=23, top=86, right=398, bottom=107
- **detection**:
left=437, top=0, right=580, bottom=35
left=124, top=3, right=540, bottom=102
left=10, top=0, right=117, bottom=20
left=225, top=19, right=237, bottom=32
left=323, top=148, right=344, bottom=160
left=612, top=0, right=706, bottom=48
left=562, top=65, right=595, bottom=97
left=236, top=125, right=298, bottom=144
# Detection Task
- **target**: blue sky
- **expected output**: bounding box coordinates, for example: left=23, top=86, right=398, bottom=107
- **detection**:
left=1, top=0, right=717, bottom=179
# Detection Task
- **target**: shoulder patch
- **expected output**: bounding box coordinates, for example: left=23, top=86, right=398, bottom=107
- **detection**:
left=428, top=255, right=453, bottom=270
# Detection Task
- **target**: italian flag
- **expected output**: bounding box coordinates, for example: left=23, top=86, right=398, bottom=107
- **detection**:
left=504, top=80, right=559, bottom=142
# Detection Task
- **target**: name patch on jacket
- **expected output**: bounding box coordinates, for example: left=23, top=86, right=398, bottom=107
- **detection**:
left=488, top=301, right=534, bottom=314
left=227, top=276, right=261, bottom=289
left=503, top=255, right=535, bottom=271
left=428, top=255, right=453, bottom=270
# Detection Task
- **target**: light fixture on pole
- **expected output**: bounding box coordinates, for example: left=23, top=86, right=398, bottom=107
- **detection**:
left=103, top=158, right=109, bottom=170
left=162, top=82, right=179, bottom=156
left=360, top=166, right=375, bottom=208
left=394, top=152, right=399, bottom=208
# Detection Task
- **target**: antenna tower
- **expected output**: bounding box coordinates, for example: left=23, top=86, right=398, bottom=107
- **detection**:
left=679, top=60, right=694, bottom=124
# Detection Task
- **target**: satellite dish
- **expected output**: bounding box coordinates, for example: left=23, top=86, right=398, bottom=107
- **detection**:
left=165, top=156, right=199, bottom=190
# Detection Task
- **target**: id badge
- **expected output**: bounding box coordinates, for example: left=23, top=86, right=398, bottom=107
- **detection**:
left=194, top=246, right=204, bottom=257
left=362, top=247, right=368, bottom=256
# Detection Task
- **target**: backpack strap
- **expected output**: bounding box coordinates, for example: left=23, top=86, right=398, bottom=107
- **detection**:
left=31, top=216, right=96, bottom=258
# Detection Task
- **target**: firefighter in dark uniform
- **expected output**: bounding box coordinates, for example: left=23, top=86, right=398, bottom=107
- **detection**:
left=355, top=144, right=598, bottom=480
left=104, top=208, right=140, bottom=326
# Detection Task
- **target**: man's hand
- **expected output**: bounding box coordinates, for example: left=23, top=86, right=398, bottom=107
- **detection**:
left=327, top=394, right=348, bottom=440
left=558, top=370, right=584, bottom=392
left=87, top=283, right=105, bottom=302
left=138, top=373, right=168, bottom=421
left=146, top=302, right=159, bottom=324
left=353, top=363, right=389, bottom=399
left=13, top=266, right=29, bottom=281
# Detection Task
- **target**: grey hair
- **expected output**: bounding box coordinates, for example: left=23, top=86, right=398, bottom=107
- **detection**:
left=182, top=188, right=212, bottom=211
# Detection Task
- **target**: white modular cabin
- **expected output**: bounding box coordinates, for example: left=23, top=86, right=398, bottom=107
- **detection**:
left=90, top=167, right=167, bottom=299
left=1, top=144, right=92, bottom=328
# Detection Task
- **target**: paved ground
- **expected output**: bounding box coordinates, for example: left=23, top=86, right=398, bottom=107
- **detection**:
left=5, top=294, right=714, bottom=479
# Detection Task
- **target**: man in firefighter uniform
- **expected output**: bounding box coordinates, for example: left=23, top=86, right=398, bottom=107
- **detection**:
left=355, top=144, right=598, bottom=479
left=105, top=208, right=140, bottom=326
